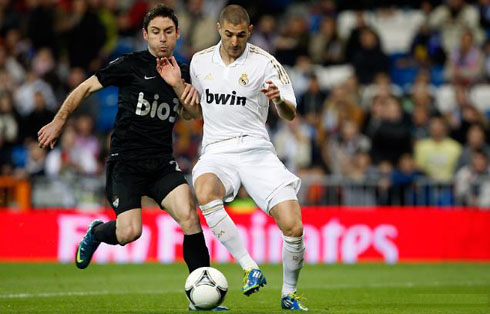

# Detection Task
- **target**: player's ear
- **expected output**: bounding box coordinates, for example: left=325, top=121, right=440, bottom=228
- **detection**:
left=176, top=27, right=180, bottom=40
left=142, top=28, right=148, bottom=40
left=216, top=22, right=221, bottom=32
left=248, top=24, right=254, bottom=34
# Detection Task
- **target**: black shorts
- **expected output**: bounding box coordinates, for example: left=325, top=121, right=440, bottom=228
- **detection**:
left=105, top=157, right=188, bottom=215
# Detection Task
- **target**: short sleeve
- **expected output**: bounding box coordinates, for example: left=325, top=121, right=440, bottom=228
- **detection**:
left=263, top=57, right=297, bottom=107
left=95, top=55, right=133, bottom=87
left=190, top=57, right=204, bottom=96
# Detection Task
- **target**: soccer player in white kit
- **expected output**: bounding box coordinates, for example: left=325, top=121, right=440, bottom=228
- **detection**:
left=189, top=5, right=308, bottom=311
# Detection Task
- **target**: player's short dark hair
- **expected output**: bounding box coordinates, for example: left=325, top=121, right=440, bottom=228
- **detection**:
left=143, top=4, right=178, bottom=31
left=219, top=5, right=250, bottom=26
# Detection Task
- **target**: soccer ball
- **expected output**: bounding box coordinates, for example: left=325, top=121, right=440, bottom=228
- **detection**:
left=185, top=267, right=228, bottom=310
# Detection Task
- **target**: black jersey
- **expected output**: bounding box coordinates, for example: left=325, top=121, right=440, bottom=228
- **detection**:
left=95, top=50, right=189, bottom=160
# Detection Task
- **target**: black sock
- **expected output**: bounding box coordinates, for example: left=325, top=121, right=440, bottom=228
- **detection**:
left=92, top=220, right=119, bottom=245
left=183, top=231, right=210, bottom=273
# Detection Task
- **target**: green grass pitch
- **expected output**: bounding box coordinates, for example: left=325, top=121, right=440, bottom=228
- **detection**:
left=0, top=263, right=488, bottom=313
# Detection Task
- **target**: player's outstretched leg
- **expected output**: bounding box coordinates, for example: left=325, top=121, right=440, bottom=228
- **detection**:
left=270, top=198, right=308, bottom=311
left=75, top=219, right=103, bottom=269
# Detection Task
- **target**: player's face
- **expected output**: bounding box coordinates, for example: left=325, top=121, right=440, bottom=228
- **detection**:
left=143, top=16, right=180, bottom=58
left=218, top=21, right=253, bottom=59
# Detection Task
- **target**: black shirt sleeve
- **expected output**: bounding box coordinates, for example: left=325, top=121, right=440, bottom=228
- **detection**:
left=179, top=62, right=191, bottom=83
left=95, top=55, right=133, bottom=87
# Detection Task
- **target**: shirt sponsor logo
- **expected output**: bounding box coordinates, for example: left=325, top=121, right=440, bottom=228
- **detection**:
left=135, top=92, right=179, bottom=121
left=205, top=89, right=246, bottom=106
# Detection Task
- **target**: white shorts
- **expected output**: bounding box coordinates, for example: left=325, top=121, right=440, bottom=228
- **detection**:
left=192, top=136, right=301, bottom=214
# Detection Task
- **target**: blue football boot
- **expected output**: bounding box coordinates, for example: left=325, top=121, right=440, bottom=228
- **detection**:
left=242, top=268, right=267, bottom=296
left=281, top=293, right=309, bottom=311
left=75, top=219, right=103, bottom=269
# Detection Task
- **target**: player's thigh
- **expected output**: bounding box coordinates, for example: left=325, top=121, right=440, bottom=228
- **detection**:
left=192, top=155, right=240, bottom=204
left=148, top=167, right=188, bottom=209
left=105, top=160, right=145, bottom=216
left=239, top=150, right=300, bottom=213
left=160, top=183, right=202, bottom=234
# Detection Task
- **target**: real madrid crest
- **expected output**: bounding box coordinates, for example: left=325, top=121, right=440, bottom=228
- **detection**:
left=239, top=74, right=249, bottom=86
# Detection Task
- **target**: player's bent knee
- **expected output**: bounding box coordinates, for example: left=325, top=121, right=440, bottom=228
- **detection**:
left=194, top=175, right=225, bottom=205
left=178, top=209, right=201, bottom=234
left=117, top=224, right=142, bottom=245
left=281, top=223, right=303, bottom=238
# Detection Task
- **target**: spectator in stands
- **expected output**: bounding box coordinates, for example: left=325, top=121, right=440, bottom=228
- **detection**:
left=327, top=120, right=371, bottom=177
left=454, top=149, right=490, bottom=207
left=351, top=27, right=390, bottom=84
left=0, top=91, right=19, bottom=146
left=275, top=15, right=310, bottom=66
left=22, top=91, right=54, bottom=142
left=308, top=16, right=344, bottom=66
left=274, top=117, right=312, bottom=173
left=58, top=0, right=107, bottom=71
left=343, top=151, right=377, bottom=206
left=369, top=95, right=412, bottom=165
left=22, top=141, right=47, bottom=178
left=410, top=24, right=447, bottom=67
left=478, top=0, right=490, bottom=31
left=451, top=102, right=488, bottom=144
left=391, top=153, right=422, bottom=205
left=322, top=83, right=364, bottom=135
left=415, top=116, right=462, bottom=181
left=483, top=39, right=490, bottom=82
left=74, top=115, right=100, bottom=163
left=0, top=44, right=25, bottom=86
left=25, top=0, right=58, bottom=56
left=457, top=124, right=490, bottom=169
left=14, top=70, right=57, bottom=117
left=287, top=55, right=315, bottom=100
left=45, top=126, right=98, bottom=177
left=411, top=104, right=431, bottom=141
left=250, top=15, right=278, bottom=54
left=445, top=29, right=485, bottom=86
left=345, top=11, right=367, bottom=63
left=361, top=72, right=403, bottom=109
left=178, top=0, right=219, bottom=61
left=429, top=0, right=484, bottom=53
left=297, top=74, right=327, bottom=126
left=31, top=47, right=59, bottom=93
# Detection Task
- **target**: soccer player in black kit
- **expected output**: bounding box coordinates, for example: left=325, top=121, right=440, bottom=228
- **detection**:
left=38, top=5, right=213, bottom=294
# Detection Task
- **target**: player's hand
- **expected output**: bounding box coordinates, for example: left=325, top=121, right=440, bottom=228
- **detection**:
left=260, top=80, right=281, bottom=104
left=180, top=82, right=199, bottom=107
left=37, top=119, right=64, bottom=149
left=156, top=56, right=182, bottom=87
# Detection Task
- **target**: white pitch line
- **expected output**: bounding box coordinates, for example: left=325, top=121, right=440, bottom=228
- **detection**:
left=1, top=281, right=487, bottom=299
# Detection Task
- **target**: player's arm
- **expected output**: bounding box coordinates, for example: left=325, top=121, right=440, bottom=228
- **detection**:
left=38, top=75, right=103, bottom=149
left=156, top=56, right=201, bottom=119
left=261, top=80, right=297, bottom=121
left=178, top=82, right=202, bottom=120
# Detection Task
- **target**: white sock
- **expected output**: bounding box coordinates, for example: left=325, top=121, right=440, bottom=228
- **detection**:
left=282, top=234, right=305, bottom=296
left=200, top=200, right=258, bottom=270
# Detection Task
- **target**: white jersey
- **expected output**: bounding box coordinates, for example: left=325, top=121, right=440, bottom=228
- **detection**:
left=190, top=42, right=297, bottom=148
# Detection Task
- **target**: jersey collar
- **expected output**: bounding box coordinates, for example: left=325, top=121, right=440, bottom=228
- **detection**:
left=212, top=41, right=249, bottom=67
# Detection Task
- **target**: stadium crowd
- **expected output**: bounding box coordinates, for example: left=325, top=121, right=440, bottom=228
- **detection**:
left=0, top=0, right=489, bottom=208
